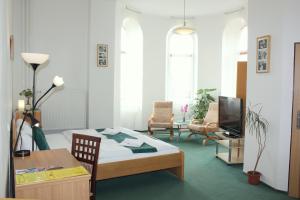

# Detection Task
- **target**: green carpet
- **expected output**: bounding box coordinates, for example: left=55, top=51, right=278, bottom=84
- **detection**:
left=96, top=131, right=294, bottom=200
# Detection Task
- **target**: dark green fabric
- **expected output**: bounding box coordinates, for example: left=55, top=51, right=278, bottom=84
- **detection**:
left=95, top=128, right=105, bottom=132
left=101, top=131, right=157, bottom=153
left=103, top=132, right=137, bottom=143
left=125, top=142, right=157, bottom=153
left=32, top=127, right=50, bottom=150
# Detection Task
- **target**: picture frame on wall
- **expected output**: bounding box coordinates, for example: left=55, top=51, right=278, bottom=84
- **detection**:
left=97, top=44, right=108, bottom=67
left=256, top=35, right=271, bottom=73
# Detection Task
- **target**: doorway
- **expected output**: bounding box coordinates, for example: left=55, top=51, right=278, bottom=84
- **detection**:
left=289, top=43, right=300, bottom=198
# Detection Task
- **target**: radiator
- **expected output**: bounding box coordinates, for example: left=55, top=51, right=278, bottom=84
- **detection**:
left=39, top=88, right=87, bottom=130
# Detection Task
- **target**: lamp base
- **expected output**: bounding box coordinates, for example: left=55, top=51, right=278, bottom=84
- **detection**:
left=14, top=150, right=31, bottom=157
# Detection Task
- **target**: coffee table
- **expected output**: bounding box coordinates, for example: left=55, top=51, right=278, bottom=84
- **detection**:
left=174, top=120, right=190, bottom=141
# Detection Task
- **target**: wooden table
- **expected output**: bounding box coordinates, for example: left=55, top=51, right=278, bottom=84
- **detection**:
left=14, top=149, right=90, bottom=200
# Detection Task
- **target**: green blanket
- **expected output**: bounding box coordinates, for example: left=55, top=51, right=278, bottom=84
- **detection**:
left=103, top=132, right=137, bottom=143
left=96, top=129, right=157, bottom=153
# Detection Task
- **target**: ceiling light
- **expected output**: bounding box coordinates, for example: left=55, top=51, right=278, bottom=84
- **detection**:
left=174, top=0, right=195, bottom=35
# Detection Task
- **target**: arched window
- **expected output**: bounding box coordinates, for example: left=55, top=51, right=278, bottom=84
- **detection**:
left=166, top=30, right=198, bottom=114
left=120, top=18, right=143, bottom=130
left=238, top=26, right=248, bottom=61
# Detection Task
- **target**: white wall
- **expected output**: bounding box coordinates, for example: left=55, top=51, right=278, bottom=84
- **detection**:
left=221, top=17, right=247, bottom=97
left=88, top=0, right=116, bottom=129
left=195, top=15, right=224, bottom=94
left=114, top=4, right=227, bottom=129
left=244, top=0, right=300, bottom=191
left=13, top=0, right=90, bottom=130
left=0, top=0, right=13, bottom=196
left=140, top=14, right=174, bottom=128
left=12, top=0, right=118, bottom=130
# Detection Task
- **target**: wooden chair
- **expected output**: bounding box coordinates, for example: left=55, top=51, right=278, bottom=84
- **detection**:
left=148, top=101, right=174, bottom=140
left=71, top=133, right=101, bottom=200
left=187, top=102, right=219, bottom=144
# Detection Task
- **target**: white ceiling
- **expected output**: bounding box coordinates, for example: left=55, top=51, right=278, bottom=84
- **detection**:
left=121, top=0, right=247, bottom=17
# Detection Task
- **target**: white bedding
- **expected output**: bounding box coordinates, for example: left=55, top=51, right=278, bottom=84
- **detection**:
left=45, top=127, right=180, bottom=164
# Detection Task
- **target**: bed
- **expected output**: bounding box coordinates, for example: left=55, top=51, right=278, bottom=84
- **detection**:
left=13, top=117, right=184, bottom=181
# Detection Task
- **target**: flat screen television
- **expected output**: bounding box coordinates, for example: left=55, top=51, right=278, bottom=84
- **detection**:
left=218, top=96, right=243, bottom=138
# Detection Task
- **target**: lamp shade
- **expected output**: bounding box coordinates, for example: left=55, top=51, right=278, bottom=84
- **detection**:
left=173, top=26, right=195, bottom=35
left=21, top=53, right=49, bottom=65
left=18, top=100, right=25, bottom=112
left=53, top=76, right=64, bottom=87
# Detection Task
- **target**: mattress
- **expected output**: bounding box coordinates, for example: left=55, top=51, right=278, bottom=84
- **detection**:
left=45, top=127, right=180, bottom=164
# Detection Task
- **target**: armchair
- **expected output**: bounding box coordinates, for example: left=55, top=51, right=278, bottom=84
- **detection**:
left=187, top=102, right=219, bottom=144
left=148, top=101, right=174, bottom=140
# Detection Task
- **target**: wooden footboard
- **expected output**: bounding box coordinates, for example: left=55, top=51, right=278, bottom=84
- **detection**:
left=96, top=151, right=184, bottom=181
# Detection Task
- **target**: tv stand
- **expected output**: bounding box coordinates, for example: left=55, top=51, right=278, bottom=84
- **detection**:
left=222, top=132, right=239, bottom=138
left=215, top=132, right=244, bottom=164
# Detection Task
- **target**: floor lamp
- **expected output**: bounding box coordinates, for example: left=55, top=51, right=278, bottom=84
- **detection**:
left=14, top=53, right=49, bottom=157
left=14, top=76, right=64, bottom=157
left=30, top=76, right=64, bottom=151
left=14, top=53, right=64, bottom=156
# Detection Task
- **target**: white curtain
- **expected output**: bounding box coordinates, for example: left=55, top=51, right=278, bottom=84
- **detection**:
left=120, top=19, right=143, bottom=130
left=166, top=32, right=198, bottom=120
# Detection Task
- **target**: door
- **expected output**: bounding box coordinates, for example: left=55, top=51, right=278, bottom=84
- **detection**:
left=236, top=61, right=247, bottom=136
left=289, top=43, right=300, bottom=198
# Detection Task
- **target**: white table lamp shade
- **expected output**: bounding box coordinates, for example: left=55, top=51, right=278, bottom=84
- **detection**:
left=21, top=53, right=49, bottom=65
left=18, top=100, right=25, bottom=112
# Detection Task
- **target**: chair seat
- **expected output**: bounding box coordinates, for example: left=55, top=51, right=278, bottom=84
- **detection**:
left=149, top=121, right=173, bottom=128
left=188, top=123, right=218, bottom=132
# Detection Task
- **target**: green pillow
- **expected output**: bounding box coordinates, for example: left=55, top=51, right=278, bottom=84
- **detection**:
left=32, top=127, right=50, bottom=150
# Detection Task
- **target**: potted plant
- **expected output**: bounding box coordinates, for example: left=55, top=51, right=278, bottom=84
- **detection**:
left=19, top=89, right=33, bottom=110
left=245, top=104, right=269, bottom=185
left=192, top=88, right=216, bottom=124
left=180, top=104, right=189, bottom=122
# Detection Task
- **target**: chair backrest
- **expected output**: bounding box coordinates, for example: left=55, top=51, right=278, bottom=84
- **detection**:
left=71, top=133, right=101, bottom=199
left=204, top=103, right=218, bottom=124
left=153, top=101, right=173, bottom=122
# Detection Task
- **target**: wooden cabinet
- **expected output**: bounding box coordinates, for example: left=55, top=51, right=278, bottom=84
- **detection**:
left=14, top=149, right=90, bottom=200
left=15, top=110, right=42, bottom=126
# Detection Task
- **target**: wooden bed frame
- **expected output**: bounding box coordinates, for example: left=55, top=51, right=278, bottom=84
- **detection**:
left=12, top=115, right=184, bottom=181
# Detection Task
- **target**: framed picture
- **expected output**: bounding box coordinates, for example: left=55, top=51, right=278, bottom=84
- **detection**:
left=97, top=44, right=108, bottom=67
left=256, top=35, right=271, bottom=73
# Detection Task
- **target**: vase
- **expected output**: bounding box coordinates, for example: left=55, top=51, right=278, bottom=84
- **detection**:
left=25, top=97, right=31, bottom=111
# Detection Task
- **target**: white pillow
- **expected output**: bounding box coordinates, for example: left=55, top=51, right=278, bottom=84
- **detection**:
left=15, top=119, right=37, bottom=151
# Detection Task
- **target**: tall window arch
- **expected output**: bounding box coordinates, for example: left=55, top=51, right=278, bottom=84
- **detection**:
left=120, top=18, right=143, bottom=130
left=238, top=26, right=248, bottom=61
left=166, top=30, right=198, bottom=111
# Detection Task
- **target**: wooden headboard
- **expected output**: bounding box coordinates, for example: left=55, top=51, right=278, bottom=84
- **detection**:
left=12, top=112, right=18, bottom=149
left=12, top=111, right=40, bottom=149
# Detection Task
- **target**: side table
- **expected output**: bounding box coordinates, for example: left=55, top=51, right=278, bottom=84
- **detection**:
left=174, top=121, right=190, bottom=141
left=215, top=132, right=244, bottom=164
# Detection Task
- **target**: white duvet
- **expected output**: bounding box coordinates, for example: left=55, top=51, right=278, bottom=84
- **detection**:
left=45, top=127, right=179, bottom=164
